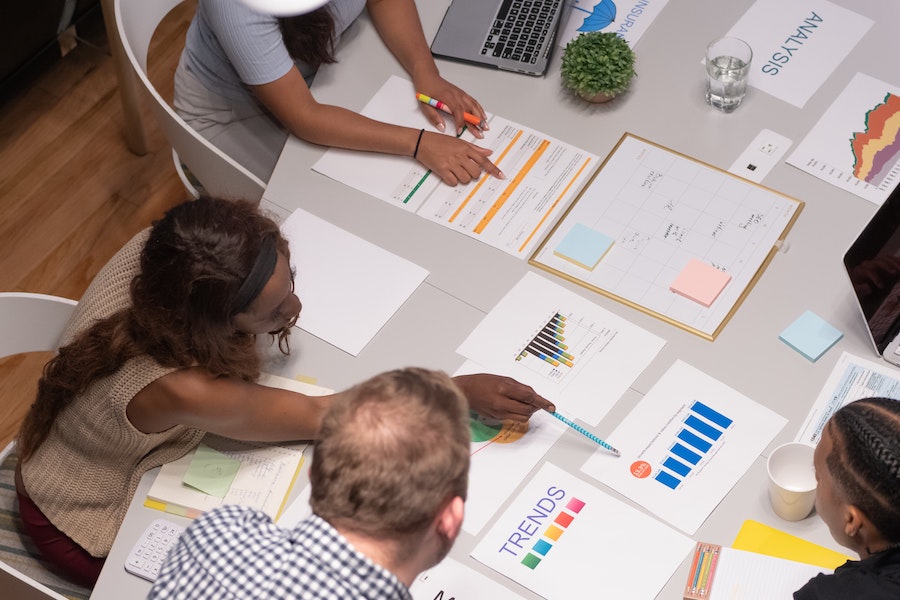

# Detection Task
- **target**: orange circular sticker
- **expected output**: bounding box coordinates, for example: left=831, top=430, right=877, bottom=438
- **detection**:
left=630, top=460, right=651, bottom=479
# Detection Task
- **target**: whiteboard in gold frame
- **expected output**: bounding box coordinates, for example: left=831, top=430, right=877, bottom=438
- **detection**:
left=529, top=133, right=803, bottom=340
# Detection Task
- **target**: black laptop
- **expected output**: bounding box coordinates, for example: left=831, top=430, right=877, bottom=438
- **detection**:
left=844, top=188, right=900, bottom=366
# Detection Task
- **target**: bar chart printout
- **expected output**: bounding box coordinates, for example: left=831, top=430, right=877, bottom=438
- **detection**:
left=655, top=401, right=733, bottom=490
left=516, top=312, right=575, bottom=370
left=582, top=360, right=786, bottom=534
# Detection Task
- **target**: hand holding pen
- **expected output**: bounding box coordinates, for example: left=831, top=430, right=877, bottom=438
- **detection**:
left=415, top=92, right=489, bottom=138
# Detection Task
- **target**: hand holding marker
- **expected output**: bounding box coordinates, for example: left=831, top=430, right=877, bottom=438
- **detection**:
left=416, top=93, right=488, bottom=130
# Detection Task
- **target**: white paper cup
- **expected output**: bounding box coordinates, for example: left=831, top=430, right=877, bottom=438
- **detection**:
left=767, top=442, right=817, bottom=521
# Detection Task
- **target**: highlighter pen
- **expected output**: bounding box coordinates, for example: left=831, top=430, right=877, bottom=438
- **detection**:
left=415, top=93, right=487, bottom=129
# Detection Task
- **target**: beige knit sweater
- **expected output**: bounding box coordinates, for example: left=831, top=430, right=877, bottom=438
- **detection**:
left=21, top=230, right=205, bottom=557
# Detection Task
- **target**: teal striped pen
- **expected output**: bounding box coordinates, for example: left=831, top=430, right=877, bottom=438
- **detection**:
left=549, top=411, right=620, bottom=456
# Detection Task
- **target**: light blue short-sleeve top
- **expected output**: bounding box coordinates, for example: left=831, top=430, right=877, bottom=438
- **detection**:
left=181, top=0, right=367, bottom=103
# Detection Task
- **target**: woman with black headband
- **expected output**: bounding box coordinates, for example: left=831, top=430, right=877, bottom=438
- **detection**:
left=14, top=197, right=554, bottom=587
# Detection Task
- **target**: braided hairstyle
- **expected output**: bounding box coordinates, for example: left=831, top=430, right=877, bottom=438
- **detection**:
left=825, top=397, right=900, bottom=543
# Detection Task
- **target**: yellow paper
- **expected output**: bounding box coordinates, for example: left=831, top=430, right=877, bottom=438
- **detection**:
left=732, top=520, right=853, bottom=570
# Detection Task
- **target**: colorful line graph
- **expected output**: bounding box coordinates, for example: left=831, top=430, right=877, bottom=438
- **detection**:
left=851, top=92, right=900, bottom=187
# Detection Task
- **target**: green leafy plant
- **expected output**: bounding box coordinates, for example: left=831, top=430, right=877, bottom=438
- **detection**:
left=560, top=32, right=636, bottom=99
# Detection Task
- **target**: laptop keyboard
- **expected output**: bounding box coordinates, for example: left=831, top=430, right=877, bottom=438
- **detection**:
left=481, top=0, right=562, bottom=65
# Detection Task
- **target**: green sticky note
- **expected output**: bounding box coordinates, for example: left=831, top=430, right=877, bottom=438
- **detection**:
left=183, top=444, right=241, bottom=498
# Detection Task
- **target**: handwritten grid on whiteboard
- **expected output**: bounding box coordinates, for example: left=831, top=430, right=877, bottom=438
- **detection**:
left=530, top=134, right=803, bottom=339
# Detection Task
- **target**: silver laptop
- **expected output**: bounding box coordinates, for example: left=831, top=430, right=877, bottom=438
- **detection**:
left=431, top=0, right=569, bottom=76
left=843, top=187, right=900, bottom=367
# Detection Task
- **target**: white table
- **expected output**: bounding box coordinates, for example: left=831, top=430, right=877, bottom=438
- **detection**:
left=91, top=0, right=899, bottom=597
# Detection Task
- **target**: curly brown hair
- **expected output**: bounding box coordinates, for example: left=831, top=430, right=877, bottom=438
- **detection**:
left=18, top=198, right=293, bottom=461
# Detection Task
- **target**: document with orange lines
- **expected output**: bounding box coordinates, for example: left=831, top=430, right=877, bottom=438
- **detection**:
left=312, top=75, right=599, bottom=258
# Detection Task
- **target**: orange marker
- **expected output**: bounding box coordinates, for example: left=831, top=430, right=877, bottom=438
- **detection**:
left=415, top=92, right=487, bottom=129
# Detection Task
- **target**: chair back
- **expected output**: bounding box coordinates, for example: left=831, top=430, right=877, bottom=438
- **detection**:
left=114, top=0, right=266, bottom=202
left=0, top=293, right=77, bottom=360
left=0, top=562, right=68, bottom=600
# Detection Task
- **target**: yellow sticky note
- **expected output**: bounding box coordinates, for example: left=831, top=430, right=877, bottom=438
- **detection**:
left=732, top=520, right=853, bottom=570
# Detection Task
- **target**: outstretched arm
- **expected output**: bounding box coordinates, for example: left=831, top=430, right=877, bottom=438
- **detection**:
left=453, top=373, right=556, bottom=422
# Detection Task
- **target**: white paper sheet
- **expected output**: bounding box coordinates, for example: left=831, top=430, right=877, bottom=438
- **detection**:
left=312, top=76, right=598, bottom=258
left=471, top=462, right=694, bottom=600
left=558, top=0, right=670, bottom=49
left=795, top=351, right=900, bottom=445
left=724, top=0, right=873, bottom=108
left=280, top=208, right=428, bottom=356
left=582, top=360, right=786, bottom=534
left=710, top=547, right=829, bottom=598
left=457, top=272, right=666, bottom=426
left=787, top=73, right=900, bottom=205
left=411, top=558, right=525, bottom=600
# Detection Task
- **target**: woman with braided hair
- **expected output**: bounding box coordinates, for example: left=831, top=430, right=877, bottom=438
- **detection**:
left=795, top=397, right=900, bottom=599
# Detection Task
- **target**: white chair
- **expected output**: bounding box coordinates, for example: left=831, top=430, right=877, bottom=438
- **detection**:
left=114, top=0, right=267, bottom=202
left=0, top=293, right=88, bottom=599
left=0, top=292, right=76, bottom=360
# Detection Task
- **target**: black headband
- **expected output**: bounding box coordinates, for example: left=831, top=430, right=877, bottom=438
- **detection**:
left=230, top=235, right=278, bottom=316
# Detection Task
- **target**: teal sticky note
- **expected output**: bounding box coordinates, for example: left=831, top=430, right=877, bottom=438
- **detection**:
left=779, top=310, right=843, bottom=362
left=183, top=444, right=241, bottom=498
left=553, top=223, right=614, bottom=270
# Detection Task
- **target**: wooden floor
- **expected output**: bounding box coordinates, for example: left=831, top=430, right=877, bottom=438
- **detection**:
left=0, top=3, right=197, bottom=449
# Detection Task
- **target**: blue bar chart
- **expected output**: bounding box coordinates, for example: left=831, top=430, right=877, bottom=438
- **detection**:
left=655, top=401, right=733, bottom=490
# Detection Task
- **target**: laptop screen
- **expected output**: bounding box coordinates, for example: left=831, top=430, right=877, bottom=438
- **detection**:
left=844, top=188, right=900, bottom=354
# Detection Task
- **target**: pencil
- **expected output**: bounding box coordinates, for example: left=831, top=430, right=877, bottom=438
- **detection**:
left=548, top=410, right=620, bottom=456
left=415, top=92, right=487, bottom=129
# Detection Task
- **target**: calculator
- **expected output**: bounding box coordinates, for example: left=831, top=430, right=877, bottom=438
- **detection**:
left=124, top=518, right=186, bottom=582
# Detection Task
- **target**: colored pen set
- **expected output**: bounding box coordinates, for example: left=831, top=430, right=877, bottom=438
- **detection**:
left=683, top=542, right=721, bottom=599
left=415, top=92, right=487, bottom=129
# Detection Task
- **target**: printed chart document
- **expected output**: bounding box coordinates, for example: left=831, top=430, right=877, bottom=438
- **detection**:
left=470, top=462, right=694, bottom=600
left=795, top=350, right=900, bottom=445
left=724, top=0, right=872, bottom=108
left=280, top=208, right=428, bottom=356
left=582, top=360, right=787, bottom=534
left=457, top=272, right=666, bottom=426
left=531, top=134, right=801, bottom=339
left=557, top=0, right=669, bottom=49
left=455, top=360, right=567, bottom=535
left=787, top=73, right=900, bottom=205
left=312, top=76, right=598, bottom=258
left=411, top=558, right=525, bottom=600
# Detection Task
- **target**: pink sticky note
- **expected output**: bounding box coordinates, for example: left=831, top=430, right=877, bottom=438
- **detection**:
left=669, top=259, right=732, bottom=307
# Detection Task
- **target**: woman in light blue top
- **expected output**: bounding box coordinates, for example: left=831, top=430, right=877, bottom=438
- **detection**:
left=175, top=0, right=502, bottom=183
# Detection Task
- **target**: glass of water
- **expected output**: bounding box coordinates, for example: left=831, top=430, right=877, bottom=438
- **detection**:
left=705, top=37, right=752, bottom=113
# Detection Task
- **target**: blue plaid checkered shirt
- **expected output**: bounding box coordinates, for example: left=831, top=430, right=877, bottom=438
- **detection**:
left=148, top=505, right=412, bottom=599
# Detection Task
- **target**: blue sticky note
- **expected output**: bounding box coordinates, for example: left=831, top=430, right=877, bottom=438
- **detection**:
left=779, top=310, right=843, bottom=362
left=553, top=223, right=614, bottom=270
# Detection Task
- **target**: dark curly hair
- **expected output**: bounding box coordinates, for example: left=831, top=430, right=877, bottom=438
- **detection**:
left=18, top=198, right=294, bottom=461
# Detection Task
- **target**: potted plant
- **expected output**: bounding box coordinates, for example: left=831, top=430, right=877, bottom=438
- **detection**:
left=560, top=31, right=636, bottom=103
